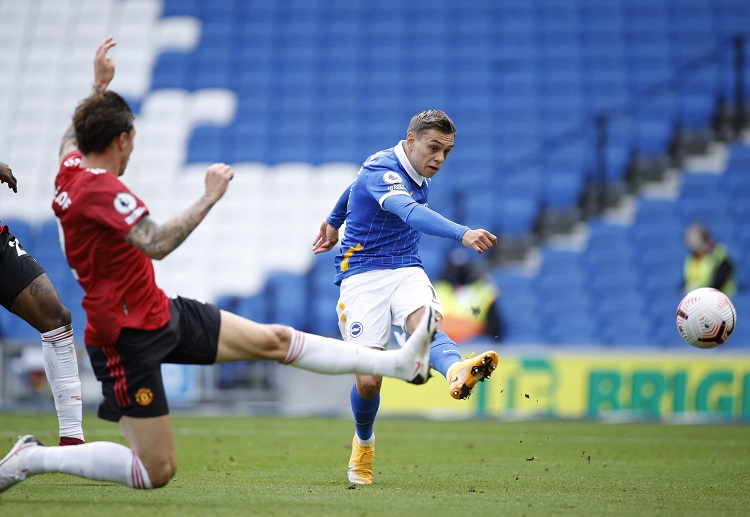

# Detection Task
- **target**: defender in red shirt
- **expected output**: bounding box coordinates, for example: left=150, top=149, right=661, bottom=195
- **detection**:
left=53, top=150, right=170, bottom=348
left=0, top=37, right=435, bottom=493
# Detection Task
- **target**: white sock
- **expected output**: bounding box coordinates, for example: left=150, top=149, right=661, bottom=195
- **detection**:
left=24, top=442, right=152, bottom=489
left=41, top=325, right=83, bottom=440
left=356, top=433, right=375, bottom=447
left=283, top=330, right=402, bottom=378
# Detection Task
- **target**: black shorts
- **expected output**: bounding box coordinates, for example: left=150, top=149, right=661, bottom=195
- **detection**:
left=0, top=228, right=46, bottom=311
left=86, top=296, right=221, bottom=422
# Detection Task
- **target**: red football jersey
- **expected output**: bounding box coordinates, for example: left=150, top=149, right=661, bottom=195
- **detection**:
left=52, top=151, right=170, bottom=347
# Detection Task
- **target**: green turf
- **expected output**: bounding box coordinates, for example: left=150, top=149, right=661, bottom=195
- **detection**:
left=0, top=413, right=748, bottom=516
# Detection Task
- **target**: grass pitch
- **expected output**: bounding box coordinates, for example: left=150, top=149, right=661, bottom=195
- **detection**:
left=1, top=413, right=748, bottom=516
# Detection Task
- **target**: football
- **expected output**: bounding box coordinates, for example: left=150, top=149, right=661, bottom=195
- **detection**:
left=675, top=288, right=737, bottom=348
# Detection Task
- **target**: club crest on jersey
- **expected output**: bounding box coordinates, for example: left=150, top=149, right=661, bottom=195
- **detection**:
left=349, top=322, right=364, bottom=338
left=383, top=172, right=403, bottom=185
left=114, top=192, right=138, bottom=214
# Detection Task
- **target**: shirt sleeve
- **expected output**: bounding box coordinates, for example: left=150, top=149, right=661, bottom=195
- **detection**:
left=383, top=194, right=468, bottom=242
left=326, top=184, right=352, bottom=229
left=363, top=166, right=412, bottom=207
left=86, top=174, right=150, bottom=239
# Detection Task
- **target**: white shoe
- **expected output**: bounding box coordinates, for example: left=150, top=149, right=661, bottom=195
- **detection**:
left=0, top=435, right=43, bottom=494
left=397, top=306, right=437, bottom=384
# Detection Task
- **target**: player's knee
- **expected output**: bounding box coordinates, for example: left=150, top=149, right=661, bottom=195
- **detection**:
left=147, top=460, right=177, bottom=488
left=53, top=304, right=72, bottom=329
left=269, top=324, right=292, bottom=360
left=356, top=377, right=382, bottom=398
left=41, top=303, right=72, bottom=333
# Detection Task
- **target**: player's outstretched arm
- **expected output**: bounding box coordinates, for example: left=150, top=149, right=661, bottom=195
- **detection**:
left=59, top=36, right=117, bottom=161
left=312, top=184, right=350, bottom=253
left=460, top=228, right=498, bottom=255
left=0, top=161, right=17, bottom=193
left=312, top=220, right=339, bottom=254
left=126, top=163, right=233, bottom=260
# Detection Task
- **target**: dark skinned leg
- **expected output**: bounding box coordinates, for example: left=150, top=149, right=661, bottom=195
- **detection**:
left=11, top=273, right=82, bottom=443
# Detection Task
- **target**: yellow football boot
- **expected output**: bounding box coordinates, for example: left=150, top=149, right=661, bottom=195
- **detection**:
left=447, top=351, right=499, bottom=400
left=347, top=435, right=375, bottom=485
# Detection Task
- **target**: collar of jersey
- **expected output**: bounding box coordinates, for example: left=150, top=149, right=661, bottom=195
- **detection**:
left=394, top=140, right=424, bottom=187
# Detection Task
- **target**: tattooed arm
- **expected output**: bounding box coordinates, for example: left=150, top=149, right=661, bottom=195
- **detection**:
left=60, top=36, right=117, bottom=161
left=125, top=163, right=234, bottom=260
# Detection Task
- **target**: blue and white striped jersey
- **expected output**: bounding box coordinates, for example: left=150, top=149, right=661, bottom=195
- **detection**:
left=333, top=142, right=428, bottom=285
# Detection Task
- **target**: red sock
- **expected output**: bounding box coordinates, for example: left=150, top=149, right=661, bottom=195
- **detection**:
left=59, top=437, right=86, bottom=446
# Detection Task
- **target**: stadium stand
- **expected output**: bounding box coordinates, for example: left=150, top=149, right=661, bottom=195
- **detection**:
left=0, top=0, right=748, bottom=352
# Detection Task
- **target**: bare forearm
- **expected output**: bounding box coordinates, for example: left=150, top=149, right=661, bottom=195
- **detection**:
left=126, top=195, right=217, bottom=260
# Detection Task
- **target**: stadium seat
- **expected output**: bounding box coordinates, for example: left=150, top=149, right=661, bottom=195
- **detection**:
left=602, top=322, right=654, bottom=347
left=265, top=272, right=309, bottom=330
left=542, top=170, right=586, bottom=209
left=536, top=271, right=587, bottom=295
left=725, top=144, right=750, bottom=172
left=234, top=295, right=270, bottom=325
left=631, top=114, right=674, bottom=156
left=538, top=248, right=583, bottom=276
left=495, top=197, right=539, bottom=236
left=2, top=218, right=32, bottom=246
left=545, top=320, right=602, bottom=346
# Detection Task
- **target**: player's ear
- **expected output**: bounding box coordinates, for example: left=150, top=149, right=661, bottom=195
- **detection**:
left=406, top=132, right=415, bottom=149
left=117, top=131, right=130, bottom=149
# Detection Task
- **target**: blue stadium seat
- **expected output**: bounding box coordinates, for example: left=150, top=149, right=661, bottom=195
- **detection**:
left=151, top=53, right=190, bottom=90
left=491, top=268, right=536, bottom=296
left=306, top=255, right=340, bottom=336
left=265, top=272, right=308, bottom=330
left=635, top=198, right=678, bottom=225
left=495, top=293, right=541, bottom=343
left=538, top=247, right=583, bottom=276
left=542, top=170, right=585, bottom=209
left=725, top=144, right=750, bottom=172
left=308, top=289, right=340, bottom=338
left=680, top=173, right=724, bottom=199
left=601, top=321, right=654, bottom=347
left=677, top=91, right=717, bottom=130
left=420, top=237, right=454, bottom=281
left=637, top=247, right=683, bottom=278
left=187, top=127, right=224, bottom=163
left=677, top=199, right=731, bottom=232
left=459, top=188, right=497, bottom=233
left=495, top=197, right=539, bottom=236
left=162, top=0, right=201, bottom=16
left=631, top=115, right=674, bottom=156
left=498, top=168, right=543, bottom=204
left=642, top=272, right=683, bottom=300
left=0, top=309, right=40, bottom=341
left=584, top=246, right=636, bottom=272
left=591, top=272, right=642, bottom=295
left=546, top=320, right=601, bottom=346
left=29, top=220, right=64, bottom=262
left=2, top=219, right=32, bottom=246
left=536, top=270, right=587, bottom=293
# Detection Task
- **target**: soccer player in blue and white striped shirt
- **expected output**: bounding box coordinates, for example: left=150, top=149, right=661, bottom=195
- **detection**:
left=313, top=110, right=499, bottom=485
